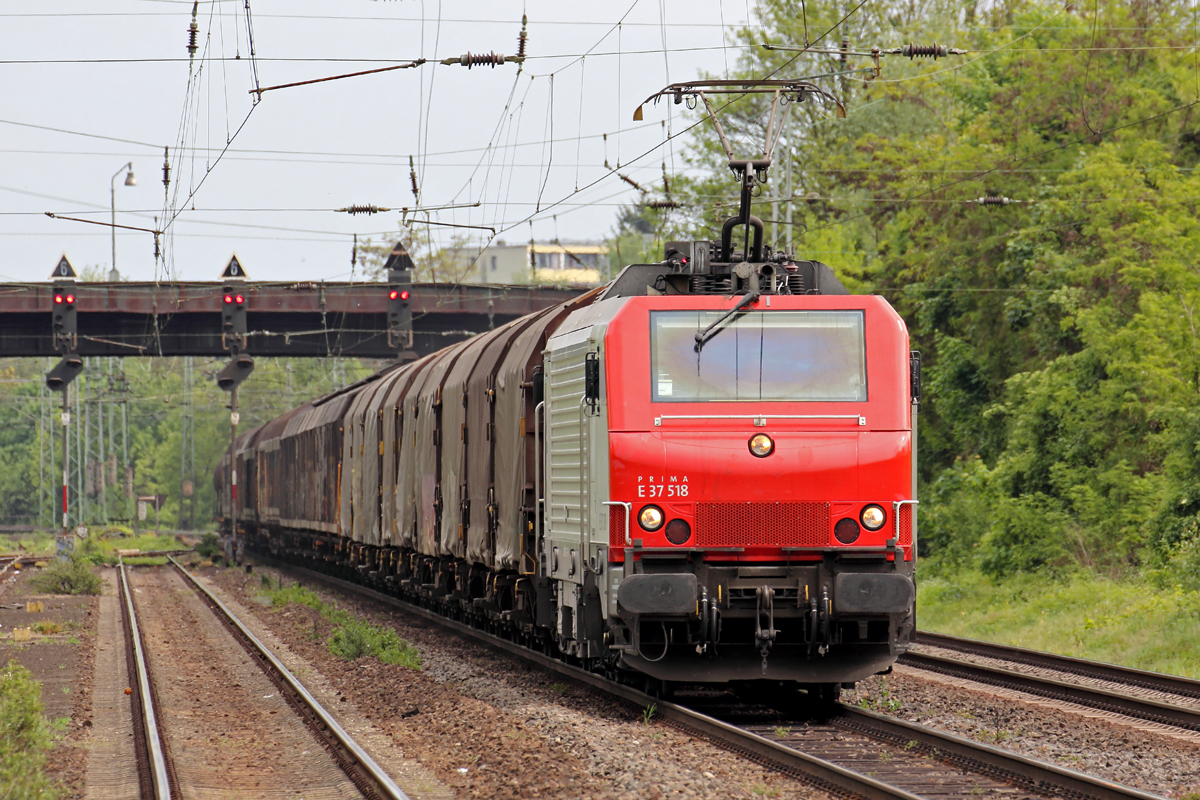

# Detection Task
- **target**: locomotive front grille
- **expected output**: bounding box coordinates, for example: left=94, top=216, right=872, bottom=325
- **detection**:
left=695, top=502, right=829, bottom=547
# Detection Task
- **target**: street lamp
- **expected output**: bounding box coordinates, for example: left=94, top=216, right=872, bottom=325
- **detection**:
left=110, top=162, right=136, bottom=274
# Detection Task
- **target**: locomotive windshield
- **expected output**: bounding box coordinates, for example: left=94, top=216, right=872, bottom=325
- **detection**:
left=650, top=309, right=867, bottom=402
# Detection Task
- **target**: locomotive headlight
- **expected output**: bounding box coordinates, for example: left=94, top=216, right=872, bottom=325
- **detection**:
left=748, top=433, right=774, bottom=458
left=638, top=505, right=664, bottom=531
left=860, top=505, right=887, bottom=531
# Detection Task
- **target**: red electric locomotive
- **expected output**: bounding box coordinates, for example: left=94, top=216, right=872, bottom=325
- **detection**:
left=220, top=78, right=919, bottom=699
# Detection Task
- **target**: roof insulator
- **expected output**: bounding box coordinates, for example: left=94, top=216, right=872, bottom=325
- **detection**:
left=516, top=15, right=528, bottom=59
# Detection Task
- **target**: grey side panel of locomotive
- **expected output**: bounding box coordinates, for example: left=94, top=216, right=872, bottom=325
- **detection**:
left=464, top=310, right=553, bottom=567
left=440, top=328, right=509, bottom=560
left=543, top=297, right=628, bottom=588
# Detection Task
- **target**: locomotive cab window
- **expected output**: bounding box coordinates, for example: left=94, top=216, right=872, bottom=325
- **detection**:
left=650, top=309, right=867, bottom=402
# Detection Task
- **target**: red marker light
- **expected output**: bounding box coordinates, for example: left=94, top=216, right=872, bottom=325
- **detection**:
left=54, top=294, right=64, bottom=304
left=224, top=294, right=233, bottom=304
left=234, top=294, right=244, bottom=304
left=399, top=290, right=410, bottom=301
left=65, top=294, right=75, bottom=305
left=388, top=289, right=399, bottom=301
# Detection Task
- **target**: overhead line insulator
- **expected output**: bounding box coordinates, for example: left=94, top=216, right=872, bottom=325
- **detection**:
left=440, top=51, right=524, bottom=69
left=618, top=173, right=644, bottom=192
left=973, top=195, right=1016, bottom=206
left=896, top=43, right=968, bottom=59
left=335, top=205, right=391, bottom=216
left=187, top=0, right=199, bottom=59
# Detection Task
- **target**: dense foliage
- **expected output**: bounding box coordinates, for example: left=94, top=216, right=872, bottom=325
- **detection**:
left=662, top=0, right=1200, bottom=578
left=0, top=357, right=381, bottom=532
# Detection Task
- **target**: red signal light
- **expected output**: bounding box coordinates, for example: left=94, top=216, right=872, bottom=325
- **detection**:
left=54, top=294, right=64, bottom=304
left=224, top=294, right=233, bottom=304
left=65, top=294, right=75, bottom=305
left=388, top=289, right=399, bottom=301
left=400, top=290, right=409, bottom=301
left=234, top=294, right=244, bottom=305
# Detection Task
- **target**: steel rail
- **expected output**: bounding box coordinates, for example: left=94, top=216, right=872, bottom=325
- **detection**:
left=900, top=650, right=1200, bottom=732
left=915, top=630, right=1200, bottom=700
left=117, top=558, right=173, bottom=800
left=270, top=560, right=1165, bottom=800
left=166, top=557, right=410, bottom=800
left=838, top=705, right=1165, bottom=800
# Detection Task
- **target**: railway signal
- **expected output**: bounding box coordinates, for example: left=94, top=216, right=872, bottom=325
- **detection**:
left=215, top=353, right=255, bottom=391
left=45, top=354, right=83, bottom=391
left=51, top=282, right=78, bottom=355
left=217, top=257, right=251, bottom=565
left=46, top=257, right=83, bottom=558
left=221, top=285, right=247, bottom=351
left=384, top=242, right=415, bottom=353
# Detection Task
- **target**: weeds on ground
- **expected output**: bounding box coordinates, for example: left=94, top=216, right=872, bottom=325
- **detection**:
left=0, top=660, right=65, bottom=799
left=857, top=679, right=902, bottom=712
left=773, top=726, right=791, bottom=739
left=76, top=532, right=184, bottom=566
left=31, top=621, right=62, bottom=635
left=28, top=556, right=102, bottom=595
left=260, top=580, right=421, bottom=669
left=642, top=703, right=656, bottom=725
left=196, top=532, right=221, bottom=560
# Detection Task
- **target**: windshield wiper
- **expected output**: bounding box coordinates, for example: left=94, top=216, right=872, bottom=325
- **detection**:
left=694, top=291, right=760, bottom=353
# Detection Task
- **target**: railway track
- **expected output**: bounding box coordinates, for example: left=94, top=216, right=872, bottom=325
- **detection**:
left=0, top=554, right=44, bottom=588
left=266, top=559, right=1168, bottom=800
left=901, top=632, right=1200, bottom=733
left=115, top=557, right=411, bottom=800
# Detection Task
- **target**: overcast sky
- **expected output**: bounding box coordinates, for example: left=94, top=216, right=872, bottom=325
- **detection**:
left=1, top=0, right=770, bottom=284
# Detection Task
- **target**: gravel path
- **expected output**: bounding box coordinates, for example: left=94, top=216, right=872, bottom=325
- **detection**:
left=844, top=668, right=1200, bottom=799
left=211, top=563, right=832, bottom=800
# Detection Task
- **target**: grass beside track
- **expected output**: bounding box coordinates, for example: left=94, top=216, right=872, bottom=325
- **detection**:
left=918, top=569, right=1200, bottom=680
left=0, top=660, right=65, bottom=800
left=259, top=576, right=422, bottom=669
